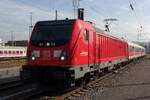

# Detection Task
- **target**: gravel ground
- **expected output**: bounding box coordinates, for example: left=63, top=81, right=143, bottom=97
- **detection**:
left=0, top=59, right=26, bottom=68
left=0, top=67, right=20, bottom=79
left=78, top=58, right=150, bottom=100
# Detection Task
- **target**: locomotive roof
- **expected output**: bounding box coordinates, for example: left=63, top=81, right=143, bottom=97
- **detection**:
left=33, top=19, right=145, bottom=50
left=35, top=19, right=75, bottom=26
left=93, top=26, right=126, bottom=43
left=127, top=41, right=145, bottom=50
left=92, top=25, right=145, bottom=49
left=35, top=19, right=126, bottom=43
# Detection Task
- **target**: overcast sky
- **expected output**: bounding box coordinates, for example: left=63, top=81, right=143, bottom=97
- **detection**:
left=0, top=0, right=150, bottom=42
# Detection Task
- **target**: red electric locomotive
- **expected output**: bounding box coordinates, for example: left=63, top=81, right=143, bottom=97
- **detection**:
left=20, top=19, right=144, bottom=91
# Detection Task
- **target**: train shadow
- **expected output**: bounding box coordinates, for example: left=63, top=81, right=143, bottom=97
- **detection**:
left=103, top=81, right=150, bottom=88
left=125, top=95, right=150, bottom=100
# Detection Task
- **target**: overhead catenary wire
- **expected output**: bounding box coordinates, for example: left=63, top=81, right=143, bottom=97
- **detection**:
left=82, top=1, right=106, bottom=19
left=130, top=4, right=142, bottom=28
left=83, top=0, right=149, bottom=41
left=81, top=1, right=128, bottom=37
left=128, top=0, right=146, bottom=40
left=129, top=0, right=142, bottom=26
left=81, top=1, right=115, bottom=33
left=88, top=0, right=145, bottom=40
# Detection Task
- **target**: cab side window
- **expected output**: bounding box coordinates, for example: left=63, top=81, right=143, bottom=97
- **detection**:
left=83, top=29, right=89, bottom=41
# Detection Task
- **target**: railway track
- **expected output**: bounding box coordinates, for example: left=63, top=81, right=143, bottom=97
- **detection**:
left=0, top=76, right=20, bottom=91
left=32, top=58, right=145, bottom=100
left=0, top=83, right=43, bottom=100
left=0, top=78, right=43, bottom=100
left=0, top=76, right=43, bottom=100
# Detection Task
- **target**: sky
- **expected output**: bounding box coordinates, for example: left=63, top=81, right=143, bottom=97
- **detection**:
left=0, top=0, right=150, bottom=42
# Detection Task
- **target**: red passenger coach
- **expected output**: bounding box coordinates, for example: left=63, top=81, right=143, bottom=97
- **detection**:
left=127, top=42, right=145, bottom=60
left=0, top=46, right=26, bottom=58
left=21, top=19, right=144, bottom=91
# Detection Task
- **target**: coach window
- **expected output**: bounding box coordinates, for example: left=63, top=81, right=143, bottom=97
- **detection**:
left=9, top=51, right=11, bottom=54
left=20, top=51, right=23, bottom=54
left=4, top=51, right=7, bottom=54
left=17, top=51, right=19, bottom=54
left=0, top=51, right=3, bottom=54
left=13, top=51, right=15, bottom=54
left=83, top=29, right=89, bottom=41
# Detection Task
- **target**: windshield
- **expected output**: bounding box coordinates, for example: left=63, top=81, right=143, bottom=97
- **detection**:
left=30, top=25, right=72, bottom=47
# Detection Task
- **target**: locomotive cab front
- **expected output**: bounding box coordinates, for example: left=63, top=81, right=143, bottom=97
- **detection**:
left=21, top=19, right=84, bottom=90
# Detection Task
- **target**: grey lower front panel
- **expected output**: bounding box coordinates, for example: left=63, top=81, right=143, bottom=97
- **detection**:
left=21, top=66, right=75, bottom=90
left=70, top=65, right=90, bottom=79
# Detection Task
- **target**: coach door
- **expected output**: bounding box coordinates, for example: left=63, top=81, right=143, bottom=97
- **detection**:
left=86, top=29, right=90, bottom=68
left=84, top=29, right=90, bottom=68
left=87, top=30, right=97, bottom=67
left=93, top=32, right=97, bottom=66
left=83, top=29, right=90, bottom=68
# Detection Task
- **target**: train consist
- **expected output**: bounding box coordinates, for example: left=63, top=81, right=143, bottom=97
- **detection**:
left=21, top=19, right=145, bottom=90
left=0, top=46, right=26, bottom=58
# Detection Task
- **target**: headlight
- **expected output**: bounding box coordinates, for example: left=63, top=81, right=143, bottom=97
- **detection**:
left=60, top=56, right=65, bottom=61
left=60, top=51, right=67, bottom=61
left=31, top=56, right=35, bottom=60
left=28, top=50, right=40, bottom=60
